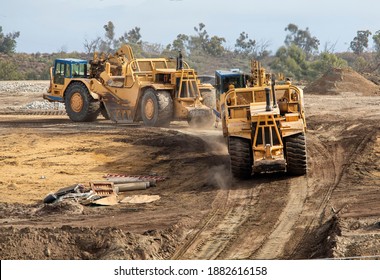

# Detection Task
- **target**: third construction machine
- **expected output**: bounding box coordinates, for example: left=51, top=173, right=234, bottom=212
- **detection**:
left=215, top=61, right=307, bottom=178
left=43, top=45, right=215, bottom=127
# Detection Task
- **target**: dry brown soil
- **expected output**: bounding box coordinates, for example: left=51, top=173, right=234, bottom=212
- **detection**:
left=0, top=73, right=379, bottom=260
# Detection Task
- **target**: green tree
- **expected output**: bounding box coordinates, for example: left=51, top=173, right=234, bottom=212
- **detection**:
left=190, top=23, right=207, bottom=48
left=117, top=26, right=143, bottom=55
left=188, top=23, right=225, bottom=56
left=271, top=44, right=309, bottom=80
left=235, top=32, right=270, bottom=59
left=350, top=30, right=371, bottom=55
left=0, top=26, right=20, bottom=54
left=205, top=35, right=226, bottom=56
left=372, top=30, right=380, bottom=54
left=0, top=60, right=22, bottom=80
left=166, top=34, right=189, bottom=53
left=104, top=21, right=115, bottom=42
left=352, top=56, right=369, bottom=72
left=235, top=32, right=256, bottom=55
left=284, top=23, right=319, bottom=59
left=311, top=52, right=348, bottom=77
left=99, top=21, right=116, bottom=52
left=120, top=26, right=142, bottom=45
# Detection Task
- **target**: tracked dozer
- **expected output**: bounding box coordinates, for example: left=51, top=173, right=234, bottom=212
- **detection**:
left=44, top=45, right=215, bottom=127
left=216, top=61, right=307, bottom=178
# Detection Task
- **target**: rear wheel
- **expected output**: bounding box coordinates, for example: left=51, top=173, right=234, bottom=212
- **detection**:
left=228, top=137, right=253, bottom=179
left=141, top=89, right=173, bottom=127
left=64, top=82, right=100, bottom=122
left=285, top=133, right=307, bottom=175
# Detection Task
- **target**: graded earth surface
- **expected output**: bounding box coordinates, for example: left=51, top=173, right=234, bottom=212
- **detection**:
left=0, top=72, right=379, bottom=260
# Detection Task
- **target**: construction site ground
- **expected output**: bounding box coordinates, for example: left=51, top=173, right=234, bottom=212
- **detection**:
left=0, top=73, right=379, bottom=260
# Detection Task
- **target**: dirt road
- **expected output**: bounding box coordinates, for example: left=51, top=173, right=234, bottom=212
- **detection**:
left=0, top=81, right=379, bottom=260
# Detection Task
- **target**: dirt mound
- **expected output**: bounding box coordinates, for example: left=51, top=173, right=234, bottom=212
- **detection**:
left=332, top=218, right=380, bottom=259
left=0, top=224, right=182, bottom=260
left=35, top=200, right=84, bottom=215
left=304, top=68, right=380, bottom=96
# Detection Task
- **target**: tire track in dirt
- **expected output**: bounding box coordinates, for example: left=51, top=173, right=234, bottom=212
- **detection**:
left=173, top=185, right=259, bottom=259
left=175, top=123, right=373, bottom=260
left=247, top=133, right=334, bottom=259
left=171, top=189, right=230, bottom=259
left=251, top=177, right=307, bottom=259
left=288, top=124, right=375, bottom=258
left=246, top=126, right=357, bottom=259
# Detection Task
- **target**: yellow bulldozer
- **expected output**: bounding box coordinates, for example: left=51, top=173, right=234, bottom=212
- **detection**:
left=43, top=45, right=215, bottom=127
left=215, top=61, right=307, bottom=178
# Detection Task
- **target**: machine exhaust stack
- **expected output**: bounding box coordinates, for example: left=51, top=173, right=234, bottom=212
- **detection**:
left=271, top=75, right=277, bottom=108
left=176, top=51, right=183, bottom=70
left=265, top=87, right=272, bottom=111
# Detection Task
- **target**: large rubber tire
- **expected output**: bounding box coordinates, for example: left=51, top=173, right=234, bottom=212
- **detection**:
left=228, top=137, right=253, bottom=179
left=64, top=82, right=100, bottom=122
left=141, top=89, right=173, bottom=127
left=200, top=88, right=216, bottom=110
left=284, top=133, right=307, bottom=175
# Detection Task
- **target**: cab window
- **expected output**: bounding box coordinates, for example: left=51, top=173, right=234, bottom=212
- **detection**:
left=72, top=63, right=87, bottom=78
left=53, top=62, right=65, bottom=84
left=65, top=64, right=71, bottom=78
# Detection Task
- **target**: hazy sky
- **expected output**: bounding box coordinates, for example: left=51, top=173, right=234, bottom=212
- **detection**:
left=1, top=0, right=379, bottom=53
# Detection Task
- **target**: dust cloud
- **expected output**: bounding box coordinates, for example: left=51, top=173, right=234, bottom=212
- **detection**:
left=182, top=127, right=231, bottom=189
left=182, top=127, right=228, bottom=155
left=208, top=165, right=232, bottom=189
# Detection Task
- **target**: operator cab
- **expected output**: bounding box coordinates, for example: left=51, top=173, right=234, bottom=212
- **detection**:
left=53, top=59, right=88, bottom=85
left=215, top=69, right=248, bottom=97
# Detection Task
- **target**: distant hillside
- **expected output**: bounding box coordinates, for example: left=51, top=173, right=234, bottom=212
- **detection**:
left=0, top=50, right=273, bottom=81
left=0, top=48, right=377, bottom=85
left=0, top=52, right=87, bottom=80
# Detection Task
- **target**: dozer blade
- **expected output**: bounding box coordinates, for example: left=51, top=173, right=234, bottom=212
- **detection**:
left=188, top=107, right=213, bottom=118
left=102, top=93, right=134, bottom=123
left=253, top=158, right=286, bottom=173
left=186, top=104, right=213, bottom=118
left=187, top=106, right=214, bottom=127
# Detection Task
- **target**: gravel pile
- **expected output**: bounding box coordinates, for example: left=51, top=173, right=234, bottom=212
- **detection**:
left=20, top=100, right=65, bottom=110
left=0, top=81, right=67, bottom=113
left=0, top=81, right=50, bottom=93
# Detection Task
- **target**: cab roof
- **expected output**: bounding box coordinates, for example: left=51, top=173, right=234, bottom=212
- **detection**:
left=55, top=58, right=87, bottom=64
left=215, top=69, right=243, bottom=76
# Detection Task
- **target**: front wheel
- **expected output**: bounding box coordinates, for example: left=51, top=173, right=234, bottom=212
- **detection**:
left=64, top=82, right=100, bottom=122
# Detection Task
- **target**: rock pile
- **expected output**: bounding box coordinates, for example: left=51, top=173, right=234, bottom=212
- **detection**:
left=20, top=100, right=65, bottom=110
left=0, top=81, right=49, bottom=94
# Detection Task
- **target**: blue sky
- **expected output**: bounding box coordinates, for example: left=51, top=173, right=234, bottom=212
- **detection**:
left=1, top=0, right=379, bottom=53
